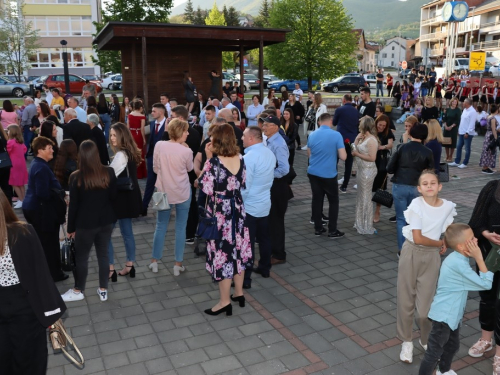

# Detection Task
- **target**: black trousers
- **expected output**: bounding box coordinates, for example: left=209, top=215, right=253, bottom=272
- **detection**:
left=0, top=284, right=48, bottom=375
left=23, top=208, right=64, bottom=281
left=419, top=321, right=460, bottom=375
left=340, top=144, right=353, bottom=189
left=0, top=167, right=11, bottom=204
left=245, top=214, right=272, bottom=283
left=308, top=174, right=339, bottom=232
left=186, top=186, right=198, bottom=239
left=270, top=177, right=288, bottom=260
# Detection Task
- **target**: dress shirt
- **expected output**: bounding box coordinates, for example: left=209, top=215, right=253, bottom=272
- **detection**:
left=458, top=106, right=477, bottom=135
left=21, top=103, right=37, bottom=127
left=246, top=104, right=265, bottom=126
left=241, top=142, right=276, bottom=217
left=75, top=106, right=87, bottom=123
left=428, top=251, right=493, bottom=330
left=266, top=132, right=289, bottom=178
left=333, top=103, right=359, bottom=142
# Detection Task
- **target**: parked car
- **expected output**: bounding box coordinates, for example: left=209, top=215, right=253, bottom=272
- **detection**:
left=0, top=77, right=31, bottom=97
left=81, top=74, right=100, bottom=82
left=234, top=74, right=271, bottom=89
left=43, top=74, right=102, bottom=94
left=112, top=75, right=122, bottom=90
left=489, top=65, right=500, bottom=77
left=268, top=79, right=319, bottom=92
left=264, top=75, right=279, bottom=82
left=222, top=72, right=251, bottom=92
left=102, top=74, right=121, bottom=90
left=31, top=76, right=46, bottom=91
left=344, top=72, right=362, bottom=77
left=322, top=76, right=367, bottom=93
left=2, top=75, right=29, bottom=83
left=28, top=75, right=40, bottom=82
left=399, top=68, right=411, bottom=78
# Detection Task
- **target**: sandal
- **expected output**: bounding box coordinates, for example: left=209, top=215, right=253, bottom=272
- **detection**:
left=118, top=265, right=136, bottom=278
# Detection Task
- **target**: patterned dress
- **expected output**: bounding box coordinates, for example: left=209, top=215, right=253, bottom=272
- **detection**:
left=198, top=156, right=252, bottom=282
left=479, top=116, right=497, bottom=169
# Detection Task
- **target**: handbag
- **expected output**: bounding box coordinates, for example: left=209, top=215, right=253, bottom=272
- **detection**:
left=439, top=162, right=449, bottom=182
left=442, top=137, right=452, bottom=145
left=116, top=163, right=134, bottom=191
left=60, top=225, right=75, bottom=272
left=488, top=134, right=499, bottom=151
left=371, top=176, right=393, bottom=208
left=0, top=150, right=12, bottom=169
left=49, top=319, right=84, bottom=367
left=152, top=191, right=170, bottom=211
left=196, top=158, right=221, bottom=240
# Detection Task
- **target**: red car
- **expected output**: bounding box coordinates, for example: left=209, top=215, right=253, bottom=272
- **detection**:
left=44, top=74, right=102, bottom=95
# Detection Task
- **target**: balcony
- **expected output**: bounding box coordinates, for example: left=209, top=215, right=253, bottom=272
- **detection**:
left=472, top=40, right=500, bottom=51
left=420, top=31, right=447, bottom=42
left=430, top=47, right=444, bottom=56
left=480, top=20, right=500, bottom=33
left=421, top=15, right=443, bottom=26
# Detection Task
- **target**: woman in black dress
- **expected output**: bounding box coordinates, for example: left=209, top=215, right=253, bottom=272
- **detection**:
left=420, top=96, right=439, bottom=123
left=183, top=71, right=196, bottom=115
left=372, top=114, right=394, bottom=223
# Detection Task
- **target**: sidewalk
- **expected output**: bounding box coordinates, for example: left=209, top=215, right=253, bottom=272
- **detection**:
left=46, top=126, right=496, bottom=375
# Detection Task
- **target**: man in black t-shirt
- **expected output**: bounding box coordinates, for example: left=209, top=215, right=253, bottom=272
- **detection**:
left=376, top=68, right=384, bottom=97
left=428, top=67, right=437, bottom=96
left=358, top=87, right=376, bottom=119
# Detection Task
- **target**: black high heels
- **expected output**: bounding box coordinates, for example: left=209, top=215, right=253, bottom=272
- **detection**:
left=230, top=294, right=245, bottom=307
left=204, top=304, right=232, bottom=316
left=109, top=270, right=117, bottom=282
left=118, top=265, right=135, bottom=278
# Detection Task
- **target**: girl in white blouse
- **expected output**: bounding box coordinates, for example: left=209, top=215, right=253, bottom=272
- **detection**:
left=396, top=170, right=457, bottom=364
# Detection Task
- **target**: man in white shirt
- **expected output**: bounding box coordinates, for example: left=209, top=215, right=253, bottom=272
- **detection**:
left=43, top=85, right=53, bottom=107
left=67, top=97, right=87, bottom=123
left=449, top=98, right=476, bottom=169
left=160, top=92, right=172, bottom=118
left=292, top=83, right=303, bottom=102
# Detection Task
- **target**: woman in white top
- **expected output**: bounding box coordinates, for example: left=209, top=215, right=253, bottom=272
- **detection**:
left=396, top=170, right=456, bottom=364
left=302, top=92, right=327, bottom=143
left=149, top=119, right=193, bottom=275
left=262, top=88, right=275, bottom=106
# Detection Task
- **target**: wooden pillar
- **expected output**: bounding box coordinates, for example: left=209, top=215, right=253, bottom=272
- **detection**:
left=259, top=37, right=264, bottom=101
left=239, top=45, right=244, bottom=93
left=131, top=43, right=137, bottom=96
left=142, top=35, right=148, bottom=111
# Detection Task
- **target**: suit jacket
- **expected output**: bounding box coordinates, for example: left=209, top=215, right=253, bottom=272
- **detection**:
left=90, top=126, right=110, bottom=165
left=146, top=118, right=167, bottom=159
left=9, top=223, right=67, bottom=327
left=63, top=119, right=92, bottom=150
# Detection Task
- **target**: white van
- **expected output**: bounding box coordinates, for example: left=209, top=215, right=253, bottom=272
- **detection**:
left=442, top=58, right=470, bottom=71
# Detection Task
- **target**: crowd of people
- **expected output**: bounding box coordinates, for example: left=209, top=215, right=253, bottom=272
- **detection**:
left=1, top=70, right=500, bottom=374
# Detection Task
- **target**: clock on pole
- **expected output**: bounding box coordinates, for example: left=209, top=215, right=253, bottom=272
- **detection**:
left=441, top=1, right=469, bottom=22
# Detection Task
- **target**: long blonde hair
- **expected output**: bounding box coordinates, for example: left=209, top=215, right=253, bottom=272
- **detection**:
left=7, top=124, right=23, bottom=144
left=359, top=116, right=379, bottom=141
left=426, top=119, right=444, bottom=143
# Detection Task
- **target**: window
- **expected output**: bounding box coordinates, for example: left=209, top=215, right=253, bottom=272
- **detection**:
left=382, top=53, right=387, bottom=58
left=25, top=16, right=92, bottom=36
left=392, top=46, right=395, bottom=50
left=29, top=48, right=94, bottom=68
left=25, top=0, right=90, bottom=3
left=392, top=54, right=394, bottom=58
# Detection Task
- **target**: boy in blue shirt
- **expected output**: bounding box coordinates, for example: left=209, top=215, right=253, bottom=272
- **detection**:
left=419, top=223, right=494, bottom=375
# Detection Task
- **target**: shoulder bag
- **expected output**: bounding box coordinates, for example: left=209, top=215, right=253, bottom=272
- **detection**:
left=197, top=158, right=221, bottom=240
left=49, top=319, right=84, bottom=367
left=116, top=162, right=134, bottom=191
left=372, top=175, right=393, bottom=208
left=439, top=162, right=450, bottom=182
left=0, top=134, right=11, bottom=169
left=60, top=225, right=75, bottom=272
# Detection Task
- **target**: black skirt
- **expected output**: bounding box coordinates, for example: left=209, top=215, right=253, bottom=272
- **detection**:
left=444, top=92, right=453, bottom=100
left=472, top=95, right=479, bottom=102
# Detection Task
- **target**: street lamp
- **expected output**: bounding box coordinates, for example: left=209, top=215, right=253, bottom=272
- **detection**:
left=60, top=40, right=70, bottom=94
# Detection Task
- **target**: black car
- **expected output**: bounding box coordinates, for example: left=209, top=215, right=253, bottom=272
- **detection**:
left=112, top=75, right=122, bottom=90
left=399, top=69, right=411, bottom=79
left=322, top=76, right=367, bottom=93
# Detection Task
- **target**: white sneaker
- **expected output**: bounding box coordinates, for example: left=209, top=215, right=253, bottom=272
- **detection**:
left=61, top=289, right=84, bottom=302
left=148, top=262, right=158, bottom=273
left=458, top=163, right=467, bottom=169
left=13, top=200, right=22, bottom=209
left=400, top=341, right=413, bottom=363
left=301, top=145, right=308, bottom=150
left=173, top=265, right=185, bottom=276
left=436, top=370, right=457, bottom=375
left=338, top=178, right=344, bottom=185
left=419, top=339, right=428, bottom=351
left=97, top=288, right=107, bottom=302
left=353, top=184, right=358, bottom=189
left=448, top=162, right=459, bottom=167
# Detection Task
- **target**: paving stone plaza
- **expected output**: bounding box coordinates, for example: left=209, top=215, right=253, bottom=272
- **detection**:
left=44, top=124, right=498, bottom=375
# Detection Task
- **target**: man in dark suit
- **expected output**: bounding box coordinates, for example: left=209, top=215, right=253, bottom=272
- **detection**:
left=162, top=105, right=201, bottom=243
left=142, top=102, right=168, bottom=216
left=62, top=108, right=92, bottom=149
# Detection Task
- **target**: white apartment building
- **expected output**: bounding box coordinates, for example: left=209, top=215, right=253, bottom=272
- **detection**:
left=378, top=37, right=415, bottom=68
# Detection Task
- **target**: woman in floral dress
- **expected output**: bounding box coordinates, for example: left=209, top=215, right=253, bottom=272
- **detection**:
left=198, top=124, right=252, bottom=317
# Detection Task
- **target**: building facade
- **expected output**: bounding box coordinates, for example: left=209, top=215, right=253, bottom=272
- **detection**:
left=378, top=36, right=416, bottom=68
left=22, top=0, right=101, bottom=77
left=420, top=0, right=500, bottom=67
left=353, top=29, right=377, bottom=72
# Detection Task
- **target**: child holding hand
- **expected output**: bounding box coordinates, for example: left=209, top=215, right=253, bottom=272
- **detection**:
left=419, top=223, right=493, bottom=375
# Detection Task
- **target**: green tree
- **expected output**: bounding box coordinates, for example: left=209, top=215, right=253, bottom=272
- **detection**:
left=254, top=0, right=271, bottom=28
left=193, top=6, right=206, bottom=25
left=0, top=1, right=41, bottom=81
left=226, top=6, right=240, bottom=27
left=222, top=5, right=229, bottom=24
left=184, top=0, right=195, bottom=24
left=92, top=0, right=173, bottom=73
left=205, top=2, right=226, bottom=26
left=266, top=0, right=356, bottom=89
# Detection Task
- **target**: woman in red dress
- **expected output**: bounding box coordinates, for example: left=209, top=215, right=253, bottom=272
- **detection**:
left=127, top=101, right=147, bottom=179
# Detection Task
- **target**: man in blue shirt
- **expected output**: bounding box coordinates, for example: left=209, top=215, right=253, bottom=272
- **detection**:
left=241, top=126, right=276, bottom=285
left=262, top=115, right=290, bottom=264
left=308, top=113, right=347, bottom=238
left=333, top=94, right=359, bottom=192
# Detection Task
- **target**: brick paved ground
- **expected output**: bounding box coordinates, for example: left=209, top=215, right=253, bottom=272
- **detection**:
left=43, top=123, right=498, bottom=375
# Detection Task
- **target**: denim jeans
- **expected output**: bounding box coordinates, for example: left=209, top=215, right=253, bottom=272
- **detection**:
left=392, top=183, right=418, bottom=250
left=151, top=192, right=191, bottom=262
left=454, top=134, right=474, bottom=165
left=99, top=113, right=111, bottom=142
left=108, top=218, right=136, bottom=264
left=22, top=126, right=33, bottom=157
left=419, top=321, right=460, bottom=375
left=376, top=83, right=384, bottom=97
left=421, top=88, right=428, bottom=97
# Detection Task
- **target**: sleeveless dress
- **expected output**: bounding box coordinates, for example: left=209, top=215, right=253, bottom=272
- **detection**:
left=479, top=116, right=497, bottom=169
left=128, top=114, right=147, bottom=179
left=198, top=156, right=252, bottom=282
left=353, top=136, right=378, bottom=235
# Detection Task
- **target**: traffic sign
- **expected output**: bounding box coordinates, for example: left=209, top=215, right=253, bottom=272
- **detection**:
left=402, top=61, right=407, bottom=69
left=469, top=52, right=486, bottom=71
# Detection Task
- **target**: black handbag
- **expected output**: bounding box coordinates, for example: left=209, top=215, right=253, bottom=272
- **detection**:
left=197, top=158, right=221, bottom=241
left=0, top=150, right=12, bottom=169
left=488, top=134, right=499, bottom=152
left=439, top=162, right=449, bottom=182
left=116, top=163, right=134, bottom=191
left=372, top=176, right=393, bottom=208
left=60, top=226, right=75, bottom=272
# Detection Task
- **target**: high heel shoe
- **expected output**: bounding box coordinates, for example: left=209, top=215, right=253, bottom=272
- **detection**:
left=204, top=303, right=232, bottom=316
left=118, top=265, right=135, bottom=278
left=230, top=294, right=245, bottom=307
left=109, top=270, right=117, bottom=282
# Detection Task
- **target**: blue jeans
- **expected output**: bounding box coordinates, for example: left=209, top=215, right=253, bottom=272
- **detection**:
left=151, top=192, right=191, bottom=262
left=22, top=126, right=33, bottom=157
left=99, top=113, right=111, bottom=142
left=421, top=88, right=428, bottom=97
left=392, top=183, right=418, bottom=250
left=108, top=218, right=135, bottom=264
left=376, top=83, right=384, bottom=97
left=454, top=134, right=474, bottom=166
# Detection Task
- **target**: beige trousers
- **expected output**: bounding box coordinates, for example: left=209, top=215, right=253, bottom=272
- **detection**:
left=396, top=240, right=441, bottom=344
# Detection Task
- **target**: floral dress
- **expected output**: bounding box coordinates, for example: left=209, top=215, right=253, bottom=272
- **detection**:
left=198, top=156, right=252, bottom=282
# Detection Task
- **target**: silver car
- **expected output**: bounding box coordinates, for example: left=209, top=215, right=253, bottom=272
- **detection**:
left=0, top=76, right=31, bottom=97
